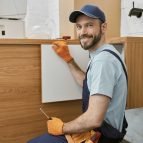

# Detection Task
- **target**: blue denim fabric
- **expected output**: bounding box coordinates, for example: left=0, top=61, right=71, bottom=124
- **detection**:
left=27, top=133, right=67, bottom=143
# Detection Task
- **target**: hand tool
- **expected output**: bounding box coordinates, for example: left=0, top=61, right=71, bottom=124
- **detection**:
left=40, top=107, right=52, bottom=120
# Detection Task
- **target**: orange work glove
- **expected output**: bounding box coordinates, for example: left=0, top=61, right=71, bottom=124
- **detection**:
left=71, top=131, right=91, bottom=142
left=52, top=40, right=73, bottom=63
left=47, top=117, right=64, bottom=135
left=66, top=130, right=101, bottom=143
left=85, top=131, right=101, bottom=143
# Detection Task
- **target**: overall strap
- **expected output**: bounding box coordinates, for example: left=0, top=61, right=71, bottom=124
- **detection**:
left=100, top=49, right=128, bottom=140
left=102, top=49, right=128, bottom=85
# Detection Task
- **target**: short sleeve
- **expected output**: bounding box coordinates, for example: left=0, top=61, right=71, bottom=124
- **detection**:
left=89, top=59, right=117, bottom=98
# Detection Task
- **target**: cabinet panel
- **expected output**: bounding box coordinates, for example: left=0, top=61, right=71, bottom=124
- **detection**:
left=125, top=39, right=143, bottom=108
left=41, top=44, right=89, bottom=103
left=0, top=43, right=81, bottom=143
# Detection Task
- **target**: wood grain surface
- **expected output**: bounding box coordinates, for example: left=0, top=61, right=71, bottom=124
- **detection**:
left=0, top=43, right=81, bottom=143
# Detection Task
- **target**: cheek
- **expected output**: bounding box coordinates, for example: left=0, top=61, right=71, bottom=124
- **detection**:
left=89, top=27, right=99, bottom=34
left=76, top=31, right=82, bottom=39
left=95, top=28, right=102, bottom=35
left=91, top=30, right=99, bottom=37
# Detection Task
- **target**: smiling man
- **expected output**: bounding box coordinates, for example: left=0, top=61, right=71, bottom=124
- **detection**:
left=28, top=4, right=128, bottom=143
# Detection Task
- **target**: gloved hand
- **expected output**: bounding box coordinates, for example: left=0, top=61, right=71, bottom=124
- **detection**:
left=52, top=40, right=73, bottom=63
left=85, top=131, right=101, bottom=143
left=66, top=130, right=101, bottom=143
left=71, top=131, right=91, bottom=142
left=47, top=117, right=64, bottom=135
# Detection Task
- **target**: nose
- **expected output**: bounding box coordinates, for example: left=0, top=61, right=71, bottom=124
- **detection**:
left=78, top=27, right=88, bottom=39
left=80, top=27, right=87, bottom=35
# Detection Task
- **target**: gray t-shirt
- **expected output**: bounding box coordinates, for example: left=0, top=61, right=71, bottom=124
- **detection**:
left=87, top=44, right=127, bottom=132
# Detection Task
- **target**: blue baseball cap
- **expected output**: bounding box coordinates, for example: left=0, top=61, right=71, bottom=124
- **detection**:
left=69, top=4, right=106, bottom=23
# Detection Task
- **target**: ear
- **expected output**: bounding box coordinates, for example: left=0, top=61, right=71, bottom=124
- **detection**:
left=101, top=23, right=107, bottom=33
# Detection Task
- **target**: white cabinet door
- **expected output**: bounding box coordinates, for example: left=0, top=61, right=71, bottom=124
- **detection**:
left=41, top=44, right=89, bottom=103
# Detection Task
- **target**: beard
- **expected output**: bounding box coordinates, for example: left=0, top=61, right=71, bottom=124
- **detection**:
left=79, top=31, right=102, bottom=50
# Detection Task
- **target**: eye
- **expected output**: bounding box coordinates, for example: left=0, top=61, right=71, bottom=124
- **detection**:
left=76, top=24, right=81, bottom=30
left=87, top=23, right=93, bottom=27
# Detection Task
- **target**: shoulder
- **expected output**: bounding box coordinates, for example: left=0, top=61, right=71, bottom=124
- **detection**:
left=89, top=45, right=123, bottom=79
left=92, top=44, right=122, bottom=65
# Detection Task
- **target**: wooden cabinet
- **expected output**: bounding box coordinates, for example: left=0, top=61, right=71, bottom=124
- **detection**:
left=109, top=37, right=143, bottom=108
left=0, top=37, right=143, bottom=142
left=0, top=39, right=81, bottom=143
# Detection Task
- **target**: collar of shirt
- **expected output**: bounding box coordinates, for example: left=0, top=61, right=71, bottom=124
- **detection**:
left=89, top=44, right=109, bottom=60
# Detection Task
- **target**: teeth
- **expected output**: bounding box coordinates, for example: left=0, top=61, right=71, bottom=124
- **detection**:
left=82, top=37, right=89, bottom=39
left=82, top=37, right=88, bottom=39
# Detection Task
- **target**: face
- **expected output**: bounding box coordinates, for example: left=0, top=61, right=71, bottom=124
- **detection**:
left=75, top=15, right=106, bottom=51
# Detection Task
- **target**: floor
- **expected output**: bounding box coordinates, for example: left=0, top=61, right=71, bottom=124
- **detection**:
left=121, top=139, right=130, bottom=143
left=123, top=108, right=143, bottom=143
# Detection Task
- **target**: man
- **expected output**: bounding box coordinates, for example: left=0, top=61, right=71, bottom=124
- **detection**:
left=28, top=4, right=128, bottom=143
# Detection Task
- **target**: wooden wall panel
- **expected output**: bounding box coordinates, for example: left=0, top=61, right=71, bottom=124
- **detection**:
left=0, top=44, right=81, bottom=143
left=125, top=40, right=143, bottom=108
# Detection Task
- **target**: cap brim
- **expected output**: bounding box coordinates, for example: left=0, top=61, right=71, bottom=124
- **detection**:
left=69, top=10, right=99, bottom=23
left=69, top=11, right=84, bottom=23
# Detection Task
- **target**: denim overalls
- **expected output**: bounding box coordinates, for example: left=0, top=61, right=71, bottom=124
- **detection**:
left=82, top=49, right=128, bottom=143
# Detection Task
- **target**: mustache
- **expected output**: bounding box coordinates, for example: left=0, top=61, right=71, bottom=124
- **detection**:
left=79, top=34, right=93, bottom=40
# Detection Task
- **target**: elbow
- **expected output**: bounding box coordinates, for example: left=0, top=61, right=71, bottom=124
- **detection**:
left=78, top=79, right=84, bottom=87
left=76, top=75, right=85, bottom=87
left=86, top=118, right=103, bottom=129
left=91, top=120, right=102, bottom=129
left=90, top=114, right=105, bottom=128
left=93, top=120, right=103, bottom=128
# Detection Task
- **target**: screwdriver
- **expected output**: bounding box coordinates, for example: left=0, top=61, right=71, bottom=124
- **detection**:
left=40, top=107, right=52, bottom=120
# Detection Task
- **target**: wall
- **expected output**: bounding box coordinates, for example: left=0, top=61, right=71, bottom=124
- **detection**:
left=25, top=0, right=121, bottom=39
left=0, top=0, right=121, bottom=39
left=25, top=0, right=75, bottom=39
left=121, top=0, right=143, bottom=37
left=0, top=0, right=27, bottom=19
left=0, top=0, right=26, bottom=38
left=24, top=0, right=121, bottom=39
left=74, top=0, right=121, bottom=39
left=59, top=0, right=75, bottom=38
left=25, top=0, right=60, bottom=39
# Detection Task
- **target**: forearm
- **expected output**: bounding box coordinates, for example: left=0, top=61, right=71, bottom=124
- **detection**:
left=63, top=111, right=100, bottom=134
left=47, top=95, right=110, bottom=136
left=63, top=95, right=110, bottom=134
left=68, top=59, right=85, bottom=87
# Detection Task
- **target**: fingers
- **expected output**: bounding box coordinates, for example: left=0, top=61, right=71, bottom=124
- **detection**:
left=47, top=117, right=64, bottom=135
left=51, top=40, right=72, bottom=62
left=52, top=40, right=67, bottom=51
left=52, top=41, right=67, bottom=53
left=52, top=45, right=63, bottom=54
left=52, top=44, right=58, bottom=51
left=53, top=40, right=67, bottom=47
